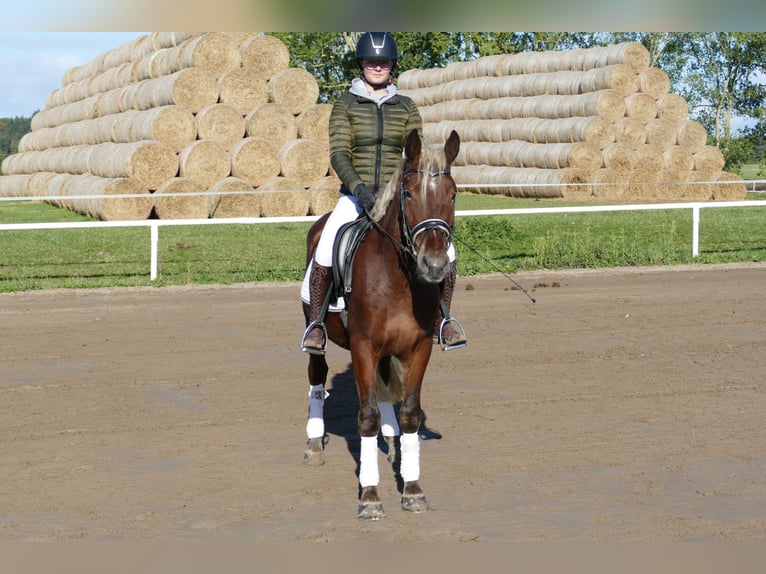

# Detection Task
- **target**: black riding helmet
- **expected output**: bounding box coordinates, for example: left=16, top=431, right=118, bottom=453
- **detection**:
left=355, top=32, right=398, bottom=72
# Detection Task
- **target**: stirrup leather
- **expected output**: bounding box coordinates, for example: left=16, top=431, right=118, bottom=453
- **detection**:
left=436, top=315, right=467, bottom=352
left=300, top=320, right=328, bottom=355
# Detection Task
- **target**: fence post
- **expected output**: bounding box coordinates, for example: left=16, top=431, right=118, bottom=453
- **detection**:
left=692, top=205, right=700, bottom=257
left=150, top=223, right=159, bottom=280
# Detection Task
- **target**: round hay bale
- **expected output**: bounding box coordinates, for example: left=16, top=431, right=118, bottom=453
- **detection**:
left=153, top=177, right=210, bottom=219
left=645, top=118, right=679, bottom=150
left=582, top=89, right=626, bottom=122
left=86, top=141, right=179, bottom=190
left=590, top=167, right=628, bottom=200
left=309, top=175, right=341, bottom=215
left=79, top=176, right=153, bottom=221
left=258, top=176, right=311, bottom=217
left=653, top=168, right=686, bottom=200
left=149, top=32, right=201, bottom=51
left=662, top=145, right=694, bottom=175
left=44, top=173, right=76, bottom=209
left=240, top=34, right=291, bottom=80
left=131, top=68, right=219, bottom=113
left=210, top=176, right=259, bottom=218
left=177, top=33, right=241, bottom=79
left=692, top=145, right=725, bottom=172
left=132, top=48, right=180, bottom=80
left=178, top=140, right=231, bottom=189
left=601, top=142, right=635, bottom=173
left=712, top=172, right=746, bottom=200
left=195, top=103, right=246, bottom=151
left=675, top=120, right=708, bottom=152
left=558, top=168, right=593, bottom=200
left=638, top=67, right=671, bottom=99
left=245, top=102, right=298, bottom=149
left=569, top=116, right=617, bottom=149
left=108, top=106, right=197, bottom=152
left=624, top=92, right=658, bottom=124
left=229, top=137, right=281, bottom=187
left=624, top=170, right=657, bottom=200
left=268, top=68, right=320, bottom=116
left=141, top=106, right=198, bottom=152
left=656, top=93, right=689, bottom=123
left=277, top=139, right=330, bottom=187
left=632, top=143, right=664, bottom=174
left=684, top=170, right=716, bottom=201
left=582, top=42, right=650, bottom=74
left=218, top=67, right=269, bottom=115
left=613, top=117, right=647, bottom=149
left=0, top=174, right=32, bottom=197
left=296, top=104, right=332, bottom=146
left=32, top=93, right=101, bottom=130
left=580, top=64, right=639, bottom=97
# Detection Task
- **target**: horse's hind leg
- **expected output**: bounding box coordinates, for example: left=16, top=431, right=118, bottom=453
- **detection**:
left=303, top=354, right=329, bottom=466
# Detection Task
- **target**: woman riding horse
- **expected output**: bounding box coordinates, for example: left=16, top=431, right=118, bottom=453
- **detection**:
left=302, top=126, right=461, bottom=519
left=300, top=32, right=466, bottom=355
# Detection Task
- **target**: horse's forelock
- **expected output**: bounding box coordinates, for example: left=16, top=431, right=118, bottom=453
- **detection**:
left=419, top=145, right=448, bottom=208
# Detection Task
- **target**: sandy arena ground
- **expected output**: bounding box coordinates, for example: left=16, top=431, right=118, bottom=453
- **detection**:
left=1, top=264, right=765, bottom=541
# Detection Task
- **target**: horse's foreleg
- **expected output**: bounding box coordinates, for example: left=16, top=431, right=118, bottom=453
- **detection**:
left=355, top=360, right=386, bottom=520
left=398, top=352, right=430, bottom=513
left=304, top=354, right=329, bottom=466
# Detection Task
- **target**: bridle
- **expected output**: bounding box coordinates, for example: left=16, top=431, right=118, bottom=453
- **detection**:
left=367, top=166, right=455, bottom=261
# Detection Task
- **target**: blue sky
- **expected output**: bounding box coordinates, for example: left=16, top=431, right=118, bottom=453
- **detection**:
left=0, top=32, right=146, bottom=118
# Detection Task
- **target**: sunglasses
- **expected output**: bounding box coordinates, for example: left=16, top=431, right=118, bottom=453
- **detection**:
left=363, top=60, right=394, bottom=69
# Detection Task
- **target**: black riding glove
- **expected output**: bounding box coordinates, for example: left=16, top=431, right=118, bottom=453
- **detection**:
left=353, top=183, right=376, bottom=212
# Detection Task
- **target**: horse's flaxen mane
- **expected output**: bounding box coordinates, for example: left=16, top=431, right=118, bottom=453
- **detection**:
left=370, top=143, right=448, bottom=222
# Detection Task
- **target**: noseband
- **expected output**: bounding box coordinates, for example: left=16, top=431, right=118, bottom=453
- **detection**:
left=397, top=167, right=454, bottom=259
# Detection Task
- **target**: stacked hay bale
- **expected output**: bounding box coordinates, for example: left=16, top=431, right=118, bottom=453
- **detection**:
left=0, top=32, right=337, bottom=220
left=399, top=42, right=745, bottom=201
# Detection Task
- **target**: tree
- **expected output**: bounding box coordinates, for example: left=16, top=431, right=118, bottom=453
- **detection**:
left=0, top=115, right=32, bottom=174
left=679, top=33, right=766, bottom=144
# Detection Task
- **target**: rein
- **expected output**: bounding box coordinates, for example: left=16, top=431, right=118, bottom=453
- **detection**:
left=366, top=167, right=454, bottom=261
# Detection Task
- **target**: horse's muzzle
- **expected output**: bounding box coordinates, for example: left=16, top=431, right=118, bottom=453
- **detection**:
left=417, top=251, right=450, bottom=283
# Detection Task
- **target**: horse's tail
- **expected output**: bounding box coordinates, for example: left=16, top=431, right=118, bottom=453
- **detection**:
left=375, top=356, right=404, bottom=403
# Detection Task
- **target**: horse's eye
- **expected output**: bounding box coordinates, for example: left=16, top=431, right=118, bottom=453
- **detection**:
left=403, top=188, right=413, bottom=199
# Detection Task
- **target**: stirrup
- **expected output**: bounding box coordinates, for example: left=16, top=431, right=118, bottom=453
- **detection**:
left=437, top=316, right=467, bottom=352
left=300, top=320, right=328, bottom=355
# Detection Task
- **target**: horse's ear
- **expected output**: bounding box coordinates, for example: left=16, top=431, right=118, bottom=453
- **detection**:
left=405, top=129, right=421, bottom=161
left=445, top=130, right=460, bottom=165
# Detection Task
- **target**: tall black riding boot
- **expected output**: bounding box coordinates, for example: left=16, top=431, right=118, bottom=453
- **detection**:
left=301, top=263, right=332, bottom=354
left=434, top=261, right=467, bottom=350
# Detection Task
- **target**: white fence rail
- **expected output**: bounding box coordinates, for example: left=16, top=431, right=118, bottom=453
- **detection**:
left=1, top=200, right=765, bottom=281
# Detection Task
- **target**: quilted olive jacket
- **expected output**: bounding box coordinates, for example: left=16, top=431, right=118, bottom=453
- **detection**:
left=329, top=83, right=422, bottom=196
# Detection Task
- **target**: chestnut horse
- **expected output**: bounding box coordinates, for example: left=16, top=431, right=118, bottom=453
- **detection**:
left=301, top=129, right=460, bottom=520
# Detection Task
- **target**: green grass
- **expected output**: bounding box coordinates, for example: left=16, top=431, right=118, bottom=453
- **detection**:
left=738, top=163, right=765, bottom=180
left=1, top=194, right=766, bottom=292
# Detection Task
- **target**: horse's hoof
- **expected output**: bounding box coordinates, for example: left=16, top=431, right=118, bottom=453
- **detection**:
left=357, top=502, right=386, bottom=521
left=303, top=449, right=325, bottom=466
left=401, top=494, right=429, bottom=513
left=302, top=438, right=326, bottom=466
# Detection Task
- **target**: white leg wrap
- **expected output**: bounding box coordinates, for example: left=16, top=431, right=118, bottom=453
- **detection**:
left=400, top=432, right=421, bottom=483
left=358, top=435, right=380, bottom=488
left=379, top=401, right=400, bottom=437
left=306, top=384, right=328, bottom=439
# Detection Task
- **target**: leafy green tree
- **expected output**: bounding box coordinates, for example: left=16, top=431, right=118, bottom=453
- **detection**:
left=0, top=115, right=32, bottom=174
left=680, top=33, right=766, bottom=144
